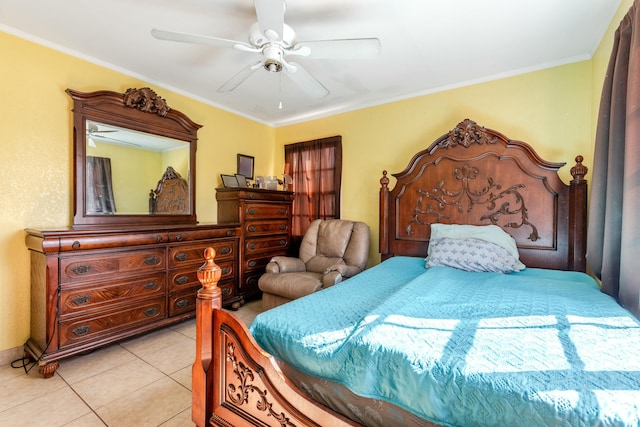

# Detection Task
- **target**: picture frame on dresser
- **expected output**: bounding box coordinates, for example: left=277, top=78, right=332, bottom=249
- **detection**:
left=237, top=153, right=254, bottom=180
left=234, top=173, right=248, bottom=188
left=221, top=174, right=238, bottom=188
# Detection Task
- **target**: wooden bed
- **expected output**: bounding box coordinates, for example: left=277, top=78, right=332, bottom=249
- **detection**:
left=192, top=119, right=590, bottom=426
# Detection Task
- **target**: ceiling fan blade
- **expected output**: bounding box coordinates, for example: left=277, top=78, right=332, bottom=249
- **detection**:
left=254, top=0, right=285, bottom=41
left=285, top=62, right=329, bottom=99
left=217, top=61, right=264, bottom=93
left=291, top=38, right=381, bottom=59
left=151, top=28, right=254, bottom=51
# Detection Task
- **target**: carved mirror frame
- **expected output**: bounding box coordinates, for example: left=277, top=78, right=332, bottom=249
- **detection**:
left=68, top=87, right=201, bottom=228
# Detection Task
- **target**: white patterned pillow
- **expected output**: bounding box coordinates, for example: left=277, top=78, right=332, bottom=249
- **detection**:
left=425, top=238, right=524, bottom=273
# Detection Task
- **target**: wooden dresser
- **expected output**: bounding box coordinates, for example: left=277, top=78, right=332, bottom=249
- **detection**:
left=25, top=223, right=239, bottom=378
left=216, top=188, right=293, bottom=301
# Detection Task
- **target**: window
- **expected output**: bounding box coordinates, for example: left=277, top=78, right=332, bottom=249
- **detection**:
left=284, top=136, right=342, bottom=238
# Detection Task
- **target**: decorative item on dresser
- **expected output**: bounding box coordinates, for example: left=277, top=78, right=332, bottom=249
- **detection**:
left=216, top=188, right=293, bottom=302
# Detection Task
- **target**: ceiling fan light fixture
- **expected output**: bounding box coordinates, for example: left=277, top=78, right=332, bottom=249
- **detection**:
left=262, top=45, right=284, bottom=72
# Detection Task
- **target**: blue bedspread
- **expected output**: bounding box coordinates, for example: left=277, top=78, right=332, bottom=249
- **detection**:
left=249, top=257, right=640, bottom=427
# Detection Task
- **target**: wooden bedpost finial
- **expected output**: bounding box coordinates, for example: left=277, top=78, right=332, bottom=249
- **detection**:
left=380, top=170, right=389, bottom=189
left=197, top=247, right=222, bottom=299
left=570, top=155, right=588, bottom=184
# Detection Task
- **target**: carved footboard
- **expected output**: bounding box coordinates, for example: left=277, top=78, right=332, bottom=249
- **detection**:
left=193, top=248, right=358, bottom=427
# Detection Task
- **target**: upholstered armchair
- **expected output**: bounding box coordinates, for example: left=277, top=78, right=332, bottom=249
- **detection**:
left=258, top=219, right=370, bottom=310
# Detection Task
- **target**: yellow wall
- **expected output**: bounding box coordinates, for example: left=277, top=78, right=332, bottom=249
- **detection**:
left=0, top=0, right=631, bottom=355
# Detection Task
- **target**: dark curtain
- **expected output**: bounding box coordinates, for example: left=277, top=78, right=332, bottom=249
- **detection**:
left=587, top=0, right=640, bottom=318
left=86, top=156, right=116, bottom=214
left=284, top=136, right=342, bottom=238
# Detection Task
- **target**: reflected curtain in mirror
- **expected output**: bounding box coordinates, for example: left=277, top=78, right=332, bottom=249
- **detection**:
left=86, top=156, right=116, bottom=214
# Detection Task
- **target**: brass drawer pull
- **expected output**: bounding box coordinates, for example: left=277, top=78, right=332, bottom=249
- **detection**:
left=279, top=239, right=287, bottom=246
left=176, top=253, right=188, bottom=261
left=279, top=209, right=286, bottom=215
left=143, top=282, right=158, bottom=289
left=144, top=256, right=160, bottom=265
left=222, top=288, right=230, bottom=296
left=248, top=243, right=256, bottom=250
left=176, top=299, right=189, bottom=308
left=144, top=308, right=159, bottom=317
left=279, top=224, right=287, bottom=230
left=71, top=265, right=91, bottom=275
left=176, top=276, right=189, bottom=285
left=220, top=247, right=230, bottom=255
left=226, top=230, right=232, bottom=236
left=248, top=208, right=256, bottom=215
left=248, top=277, right=258, bottom=286
left=156, top=235, right=163, bottom=243
left=248, top=261, right=257, bottom=268
left=72, top=241, right=81, bottom=250
left=72, top=325, right=90, bottom=336
left=222, top=267, right=230, bottom=275
left=248, top=225, right=256, bottom=232
left=71, top=295, right=90, bottom=305
left=175, top=234, right=183, bottom=242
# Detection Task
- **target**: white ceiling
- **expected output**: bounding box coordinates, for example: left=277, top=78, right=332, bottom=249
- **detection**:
left=0, top=0, right=621, bottom=127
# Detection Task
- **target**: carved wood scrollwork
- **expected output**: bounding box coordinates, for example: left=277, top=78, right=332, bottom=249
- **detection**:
left=406, top=163, right=539, bottom=241
left=225, top=341, right=297, bottom=427
left=438, top=118, right=498, bottom=149
left=123, top=87, right=170, bottom=117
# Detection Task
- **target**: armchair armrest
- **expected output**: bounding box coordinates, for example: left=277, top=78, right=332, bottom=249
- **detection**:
left=324, top=263, right=363, bottom=278
left=321, top=270, right=343, bottom=288
left=265, top=256, right=307, bottom=273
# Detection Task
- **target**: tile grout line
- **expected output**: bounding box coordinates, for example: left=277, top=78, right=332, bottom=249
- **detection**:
left=56, top=371, right=108, bottom=426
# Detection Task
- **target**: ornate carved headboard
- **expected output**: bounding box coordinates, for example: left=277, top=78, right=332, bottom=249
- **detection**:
left=149, top=166, right=189, bottom=214
left=379, top=119, right=588, bottom=271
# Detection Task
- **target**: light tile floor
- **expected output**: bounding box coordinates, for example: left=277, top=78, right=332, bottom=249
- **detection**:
left=0, top=300, right=264, bottom=427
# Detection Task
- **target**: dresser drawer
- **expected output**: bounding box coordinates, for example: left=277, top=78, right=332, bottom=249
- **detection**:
left=169, top=281, right=235, bottom=316
left=244, top=220, right=289, bottom=237
left=58, top=232, right=168, bottom=251
left=245, top=236, right=289, bottom=254
left=244, top=253, right=279, bottom=272
left=59, top=248, right=165, bottom=284
left=168, top=227, right=237, bottom=243
left=168, top=240, right=235, bottom=268
left=58, top=298, right=166, bottom=348
left=239, top=271, right=263, bottom=298
left=59, top=273, right=165, bottom=316
left=244, top=202, right=290, bottom=219
left=169, top=260, right=234, bottom=292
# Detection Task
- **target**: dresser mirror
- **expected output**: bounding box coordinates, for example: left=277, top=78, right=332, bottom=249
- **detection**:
left=68, top=88, right=201, bottom=228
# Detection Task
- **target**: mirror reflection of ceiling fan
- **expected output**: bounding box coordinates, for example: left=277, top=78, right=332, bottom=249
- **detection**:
left=151, top=0, right=381, bottom=99
left=86, top=122, right=141, bottom=148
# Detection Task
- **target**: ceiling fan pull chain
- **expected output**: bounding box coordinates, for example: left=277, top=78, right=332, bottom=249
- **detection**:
left=278, top=73, right=283, bottom=110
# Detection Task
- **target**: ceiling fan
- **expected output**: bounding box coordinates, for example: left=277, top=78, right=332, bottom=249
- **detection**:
left=86, top=122, right=141, bottom=148
left=151, top=0, right=381, bottom=99
left=86, top=122, right=118, bottom=147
